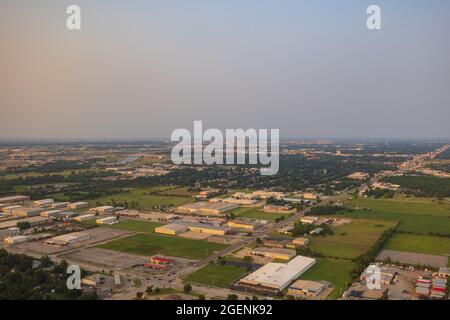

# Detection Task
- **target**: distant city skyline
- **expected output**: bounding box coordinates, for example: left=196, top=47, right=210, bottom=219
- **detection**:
left=1, top=0, right=450, bottom=139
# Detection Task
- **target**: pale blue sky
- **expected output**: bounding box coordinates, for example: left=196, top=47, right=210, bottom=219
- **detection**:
left=1, top=0, right=449, bottom=139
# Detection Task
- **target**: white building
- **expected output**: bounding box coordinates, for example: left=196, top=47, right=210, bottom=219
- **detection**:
left=96, top=216, right=117, bottom=225
left=4, top=235, right=28, bottom=245
left=46, top=232, right=90, bottom=246
left=239, top=255, right=316, bottom=292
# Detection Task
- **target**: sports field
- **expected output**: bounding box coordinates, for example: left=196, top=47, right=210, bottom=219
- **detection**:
left=344, top=198, right=450, bottom=235
left=298, top=258, right=355, bottom=300
left=383, top=233, right=450, bottom=256
left=184, top=263, right=248, bottom=288
left=308, top=218, right=397, bottom=260
left=96, top=233, right=228, bottom=260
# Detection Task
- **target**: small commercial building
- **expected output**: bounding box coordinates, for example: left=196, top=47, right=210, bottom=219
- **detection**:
left=292, top=237, right=309, bottom=247
left=155, top=223, right=189, bottom=236
left=239, top=255, right=316, bottom=292
left=67, top=202, right=88, bottom=210
left=288, top=280, right=326, bottom=297
left=4, top=235, right=28, bottom=245
left=300, top=216, right=318, bottom=224
left=196, top=188, right=221, bottom=199
left=33, top=199, right=54, bottom=207
left=90, top=206, right=115, bottom=214
left=96, top=216, right=117, bottom=225
left=46, top=232, right=90, bottom=246
left=74, top=214, right=95, bottom=222
left=250, top=247, right=297, bottom=261
left=40, top=210, right=62, bottom=218
left=12, top=207, right=45, bottom=218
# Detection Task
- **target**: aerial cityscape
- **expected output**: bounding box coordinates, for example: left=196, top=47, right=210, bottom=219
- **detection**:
left=1, top=0, right=450, bottom=307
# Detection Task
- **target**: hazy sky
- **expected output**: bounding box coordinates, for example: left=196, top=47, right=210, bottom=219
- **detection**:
left=1, top=0, right=450, bottom=139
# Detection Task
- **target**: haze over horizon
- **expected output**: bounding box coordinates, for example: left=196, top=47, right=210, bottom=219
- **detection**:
left=1, top=0, right=450, bottom=140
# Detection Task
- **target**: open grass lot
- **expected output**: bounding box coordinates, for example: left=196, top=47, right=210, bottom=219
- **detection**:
left=383, top=233, right=450, bottom=257
left=158, top=186, right=197, bottom=197
left=308, top=218, right=397, bottom=260
left=231, top=207, right=288, bottom=221
left=298, top=258, right=355, bottom=300
left=97, top=233, right=228, bottom=260
left=344, top=198, right=450, bottom=235
left=184, top=263, right=248, bottom=288
left=87, top=187, right=195, bottom=210
left=106, top=219, right=163, bottom=233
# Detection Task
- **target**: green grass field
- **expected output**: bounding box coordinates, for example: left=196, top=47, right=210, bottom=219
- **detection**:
left=308, top=218, right=397, bottom=260
left=97, top=233, right=228, bottom=260
left=383, top=233, right=450, bottom=256
left=344, top=198, right=450, bottom=235
left=230, top=207, right=288, bottom=221
left=106, top=219, right=163, bottom=233
left=298, top=258, right=355, bottom=300
left=87, top=188, right=195, bottom=210
left=184, top=263, right=248, bottom=288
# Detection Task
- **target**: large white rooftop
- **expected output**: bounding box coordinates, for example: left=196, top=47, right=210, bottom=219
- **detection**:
left=240, top=255, right=316, bottom=291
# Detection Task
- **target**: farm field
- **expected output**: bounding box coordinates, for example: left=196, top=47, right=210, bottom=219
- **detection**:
left=344, top=198, right=450, bottom=235
left=298, top=258, right=355, bottom=300
left=96, top=233, right=228, bottom=260
left=231, top=207, right=288, bottom=221
left=383, top=233, right=450, bottom=256
left=87, top=187, right=195, bottom=210
left=308, top=218, right=397, bottom=260
left=184, top=263, right=248, bottom=288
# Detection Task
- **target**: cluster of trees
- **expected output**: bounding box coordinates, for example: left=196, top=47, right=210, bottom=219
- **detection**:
left=364, top=188, right=395, bottom=199
left=350, top=225, right=399, bottom=279
left=0, top=250, right=97, bottom=300
left=382, top=175, right=450, bottom=198
left=308, top=205, right=346, bottom=216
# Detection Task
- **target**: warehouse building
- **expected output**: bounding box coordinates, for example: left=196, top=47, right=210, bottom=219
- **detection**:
left=252, top=191, right=285, bottom=200
left=96, top=216, right=117, bottom=225
left=211, top=198, right=259, bottom=206
left=40, top=210, right=62, bottom=218
left=33, top=199, right=54, bottom=207
left=239, top=255, right=316, bottom=292
left=4, top=235, right=28, bottom=245
left=51, top=202, right=70, bottom=209
left=12, top=207, right=44, bottom=218
left=0, top=195, right=30, bottom=205
left=250, top=247, right=297, bottom=261
left=292, top=237, right=309, bottom=247
left=155, top=223, right=189, bottom=236
left=74, top=214, right=95, bottom=222
left=68, top=202, right=88, bottom=210
left=263, top=205, right=295, bottom=214
left=288, top=280, right=326, bottom=297
left=89, top=206, right=115, bottom=214
left=176, top=202, right=238, bottom=215
left=46, top=232, right=90, bottom=246
left=59, top=211, right=79, bottom=220
left=2, top=205, right=23, bottom=214
left=227, top=220, right=255, bottom=231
